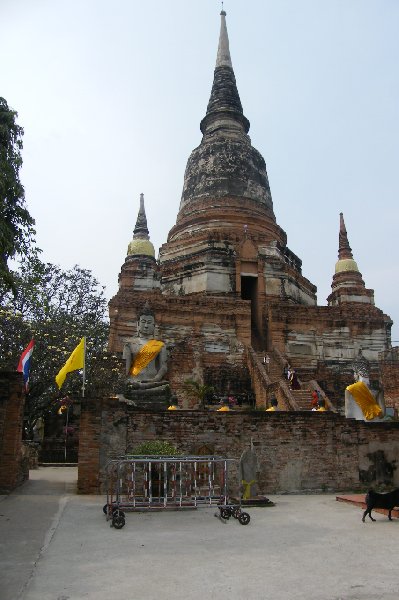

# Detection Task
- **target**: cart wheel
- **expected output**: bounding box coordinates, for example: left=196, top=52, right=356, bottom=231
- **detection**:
left=220, top=508, right=230, bottom=520
left=112, top=514, right=126, bottom=529
left=238, top=512, right=250, bottom=525
left=232, top=507, right=241, bottom=519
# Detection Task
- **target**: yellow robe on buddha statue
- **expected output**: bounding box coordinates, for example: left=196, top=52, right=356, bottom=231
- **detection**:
left=346, top=381, right=382, bottom=421
left=130, top=340, right=164, bottom=377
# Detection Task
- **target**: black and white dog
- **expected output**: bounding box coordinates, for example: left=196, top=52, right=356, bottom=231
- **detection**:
left=362, top=488, right=399, bottom=522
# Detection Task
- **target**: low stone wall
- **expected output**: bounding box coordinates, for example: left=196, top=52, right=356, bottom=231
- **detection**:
left=0, top=372, right=28, bottom=493
left=78, top=398, right=399, bottom=495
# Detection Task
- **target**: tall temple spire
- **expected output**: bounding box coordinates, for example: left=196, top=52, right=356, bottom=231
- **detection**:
left=172, top=8, right=274, bottom=227
left=216, top=10, right=232, bottom=68
left=200, top=10, right=249, bottom=135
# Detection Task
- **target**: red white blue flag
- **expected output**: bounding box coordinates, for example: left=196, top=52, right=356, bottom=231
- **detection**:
left=17, top=340, right=35, bottom=390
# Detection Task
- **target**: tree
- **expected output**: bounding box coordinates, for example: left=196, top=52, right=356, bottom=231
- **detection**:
left=0, top=97, right=35, bottom=292
left=183, top=379, right=214, bottom=409
left=0, top=257, right=122, bottom=434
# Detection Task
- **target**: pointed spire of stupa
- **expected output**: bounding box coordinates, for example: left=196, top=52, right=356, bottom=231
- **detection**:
left=133, top=193, right=149, bottom=240
left=216, top=10, right=232, bottom=68
left=338, top=212, right=354, bottom=261
left=335, top=213, right=359, bottom=273
left=175, top=8, right=274, bottom=221
left=127, top=193, right=155, bottom=258
left=200, top=10, right=249, bottom=135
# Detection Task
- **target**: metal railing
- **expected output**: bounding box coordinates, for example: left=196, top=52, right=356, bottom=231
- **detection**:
left=104, top=455, right=237, bottom=514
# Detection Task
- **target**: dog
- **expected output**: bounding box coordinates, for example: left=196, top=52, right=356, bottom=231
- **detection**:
left=362, top=488, right=399, bottom=522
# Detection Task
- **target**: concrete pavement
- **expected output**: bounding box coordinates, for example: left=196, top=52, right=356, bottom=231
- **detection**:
left=1, top=467, right=399, bottom=600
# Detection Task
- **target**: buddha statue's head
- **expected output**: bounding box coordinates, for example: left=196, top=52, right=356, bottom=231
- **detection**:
left=352, top=349, right=370, bottom=385
left=137, top=301, right=155, bottom=338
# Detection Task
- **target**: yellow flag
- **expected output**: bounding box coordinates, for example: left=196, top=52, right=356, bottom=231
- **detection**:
left=55, top=338, right=85, bottom=389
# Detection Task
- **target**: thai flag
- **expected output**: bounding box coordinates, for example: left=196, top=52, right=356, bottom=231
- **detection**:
left=17, top=340, right=35, bottom=390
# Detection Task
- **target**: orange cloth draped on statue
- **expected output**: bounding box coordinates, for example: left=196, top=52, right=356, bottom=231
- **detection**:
left=346, top=381, right=382, bottom=421
left=130, top=340, right=164, bottom=377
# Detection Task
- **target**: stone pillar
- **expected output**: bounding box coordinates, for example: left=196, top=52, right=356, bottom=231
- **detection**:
left=0, top=372, right=27, bottom=493
left=77, top=398, right=103, bottom=494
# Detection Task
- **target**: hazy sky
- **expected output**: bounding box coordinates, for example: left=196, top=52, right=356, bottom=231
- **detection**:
left=2, top=0, right=398, bottom=342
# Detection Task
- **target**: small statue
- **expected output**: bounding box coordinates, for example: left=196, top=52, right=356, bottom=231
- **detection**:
left=122, top=303, right=168, bottom=393
left=345, top=350, right=385, bottom=421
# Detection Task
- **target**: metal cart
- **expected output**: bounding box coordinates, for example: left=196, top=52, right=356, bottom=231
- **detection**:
left=103, top=455, right=250, bottom=528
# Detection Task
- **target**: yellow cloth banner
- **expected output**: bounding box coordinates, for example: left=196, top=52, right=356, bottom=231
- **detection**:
left=55, top=338, right=85, bottom=389
left=130, top=339, right=164, bottom=376
left=346, top=381, right=382, bottom=421
left=242, top=479, right=256, bottom=500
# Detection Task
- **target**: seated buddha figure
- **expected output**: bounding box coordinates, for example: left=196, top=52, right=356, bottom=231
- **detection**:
left=345, top=350, right=385, bottom=421
left=122, top=304, right=168, bottom=393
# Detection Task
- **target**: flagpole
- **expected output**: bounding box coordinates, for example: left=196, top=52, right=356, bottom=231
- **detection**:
left=82, top=337, right=86, bottom=398
left=64, top=406, right=69, bottom=463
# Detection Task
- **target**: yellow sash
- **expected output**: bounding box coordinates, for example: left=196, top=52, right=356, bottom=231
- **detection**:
left=242, top=479, right=256, bottom=500
left=130, top=340, right=164, bottom=376
left=346, top=381, right=382, bottom=421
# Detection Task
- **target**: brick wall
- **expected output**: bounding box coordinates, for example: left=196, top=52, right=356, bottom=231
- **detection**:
left=0, top=372, right=28, bottom=493
left=78, top=398, right=399, bottom=495
left=380, top=347, right=399, bottom=411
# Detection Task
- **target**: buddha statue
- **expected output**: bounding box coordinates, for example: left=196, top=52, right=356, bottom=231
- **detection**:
left=121, top=303, right=169, bottom=406
left=345, top=350, right=385, bottom=421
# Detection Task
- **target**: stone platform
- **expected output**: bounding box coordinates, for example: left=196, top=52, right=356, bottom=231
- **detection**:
left=336, top=494, right=399, bottom=519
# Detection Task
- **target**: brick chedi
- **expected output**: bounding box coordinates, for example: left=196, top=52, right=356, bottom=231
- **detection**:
left=109, top=11, right=392, bottom=410
left=328, top=212, right=374, bottom=306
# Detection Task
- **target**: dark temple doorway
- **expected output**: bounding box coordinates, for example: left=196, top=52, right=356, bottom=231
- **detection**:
left=241, top=275, right=261, bottom=349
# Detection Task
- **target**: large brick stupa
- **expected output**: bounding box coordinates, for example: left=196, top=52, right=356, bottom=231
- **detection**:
left=108, top=11, right=392, bottom=410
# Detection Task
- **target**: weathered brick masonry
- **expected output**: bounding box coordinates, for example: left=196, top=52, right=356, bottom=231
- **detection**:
left=109, top=12, right=393, bottom=415
left=379, top=347, right=399, bottom=411
left=78, top=398, right=399, bottom=494
left=0, top=372, right=28, bottom=493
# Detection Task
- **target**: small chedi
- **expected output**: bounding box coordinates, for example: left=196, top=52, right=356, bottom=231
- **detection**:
left=121, top=302, right=170, bottom=408
left=345, top=350, right=385, bottom=421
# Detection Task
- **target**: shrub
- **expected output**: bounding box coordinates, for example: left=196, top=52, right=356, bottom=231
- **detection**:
left=128, top=440, right=180, bottom=456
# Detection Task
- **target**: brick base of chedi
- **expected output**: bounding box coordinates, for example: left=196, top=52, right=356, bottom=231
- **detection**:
left=108, top=11, right=393, bottom=412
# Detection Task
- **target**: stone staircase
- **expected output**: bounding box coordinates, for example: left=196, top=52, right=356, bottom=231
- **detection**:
left=289, top=389, right=313, bottom=410
left=256, top=352, right=282, bottom=381
left=253, top=349, right=335, bottom=412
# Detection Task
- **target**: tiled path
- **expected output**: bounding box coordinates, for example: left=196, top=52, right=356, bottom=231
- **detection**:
left=336, top=493, right=399, bottom=518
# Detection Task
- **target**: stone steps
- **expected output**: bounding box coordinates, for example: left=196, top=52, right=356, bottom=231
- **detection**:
left=255, top=350, right=329, bottom=411
left=290, top=389, right=313, bottom=410
left=256, top=352, right=282, bottom=382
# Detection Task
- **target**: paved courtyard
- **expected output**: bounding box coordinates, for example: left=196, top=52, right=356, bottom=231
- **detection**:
left=1, top=467, right=398, bottom=600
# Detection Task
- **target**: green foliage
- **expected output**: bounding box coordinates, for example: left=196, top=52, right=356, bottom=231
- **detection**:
left=0, top=257, right=122, bottom=434
left=128, top=440, right=180, bottom=456
left=183, top=378, right=214, bottom=409
left=0, top=97, right=35, bottom=292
